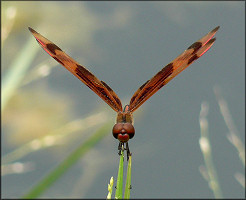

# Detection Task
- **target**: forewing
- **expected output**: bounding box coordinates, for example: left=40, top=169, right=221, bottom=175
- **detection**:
left=129, top=26, right=220, bottom=112
left=29, top=27, right=122, bottom=112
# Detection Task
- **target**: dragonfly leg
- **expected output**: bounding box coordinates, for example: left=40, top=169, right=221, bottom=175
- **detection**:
left=118, top=142, right=124, bottom=155
left=118, top=142, right=131, bottom=160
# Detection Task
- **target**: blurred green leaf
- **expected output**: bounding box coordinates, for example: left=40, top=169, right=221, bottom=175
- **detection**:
left=22, top=121, right=112, bottom=199
left=2, top=35, right=39, bottom=110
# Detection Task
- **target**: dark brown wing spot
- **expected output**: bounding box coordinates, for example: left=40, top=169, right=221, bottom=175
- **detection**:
left=188, top=54, right=199, bottom=64
left=95, top=86, right=109, bottom=98
left=157, top=63, right=173, bottom=77
left=130, top=63, right=173, bottom=107
left=130, top=94, right=137, bottom=105
left=75, top=65, right=95, bottom=86
left=152, top=63, right=174, bottom=82
left=46, top=43, right=62, bottom=55
left=75, top=65, right=118, bottom=107
left=139, top=80, right=149, bottom=90
left=53, top=57, right=64, bottom=65
left=155, top=63, right=174, bottom=89
left=101, top=81, right=113, bottom=92
left=113, top=96, right=122, bottom=108
left=129, top=80, right=149, bottom=105
left=102, top=81, right=122, bottom=107
left=187, top=42, right=202, bottom=54
left=137, top=86, right=153, bottom=102
left=76, top=64, right=93, bottom=77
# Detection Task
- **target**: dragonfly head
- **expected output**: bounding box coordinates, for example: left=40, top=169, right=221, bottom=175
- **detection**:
left=112, top=123, right=135, bottom=142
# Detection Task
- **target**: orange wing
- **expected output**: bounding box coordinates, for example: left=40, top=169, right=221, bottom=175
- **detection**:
left=29, top=27, right=122, bottom=112
left=129, top=26, right=220, bottom=112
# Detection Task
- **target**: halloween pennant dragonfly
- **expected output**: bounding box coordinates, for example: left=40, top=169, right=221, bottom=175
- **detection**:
left=29, top=26, right=219, bottom=158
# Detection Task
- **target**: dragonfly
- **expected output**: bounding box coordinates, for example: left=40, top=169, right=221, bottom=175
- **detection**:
left=29, top=26, right=219, bottom=158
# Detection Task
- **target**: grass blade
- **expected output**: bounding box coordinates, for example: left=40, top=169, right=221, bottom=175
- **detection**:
left=22, top=121, right=112, bottom=199
left=2, top=36, right=39, bottom=110
left=2, top=112, right=108, bottom=165
left=213, top=86, right=245, bottom=166
left=199, top=102, right=223, bottom=198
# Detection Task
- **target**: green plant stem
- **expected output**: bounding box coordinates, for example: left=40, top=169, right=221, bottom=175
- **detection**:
left=115, top=147, right=124, bottom=199
left=124, top=154, right=132, bottom=199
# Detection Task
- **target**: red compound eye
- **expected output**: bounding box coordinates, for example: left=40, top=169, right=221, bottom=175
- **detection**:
left=112, top=123, right=135, bottom=143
